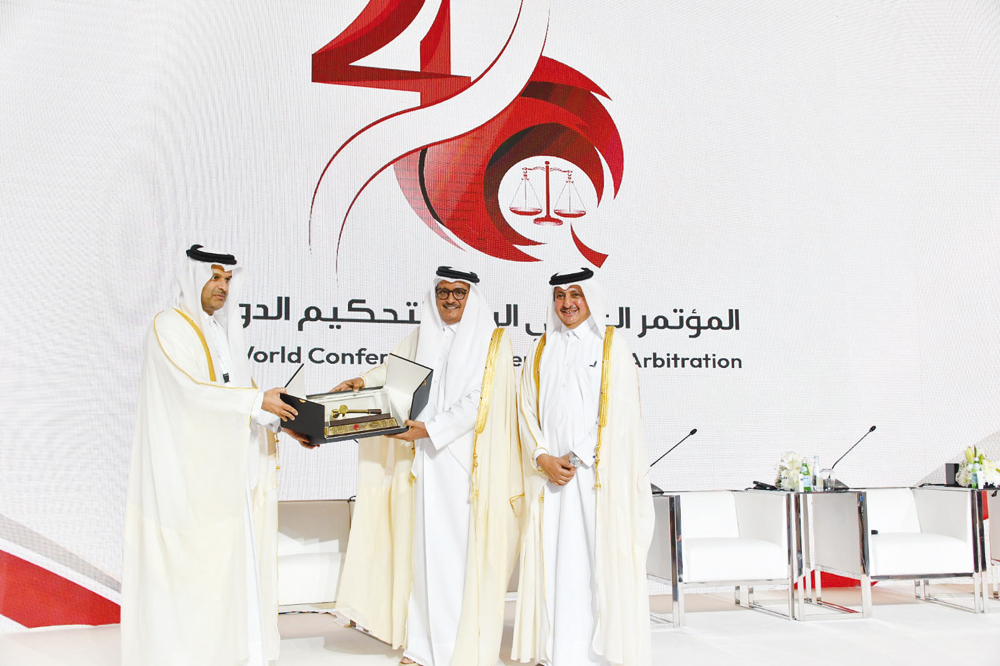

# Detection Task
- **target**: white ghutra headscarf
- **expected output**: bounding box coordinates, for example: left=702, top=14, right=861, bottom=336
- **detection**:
left=414, top=266, right=495, bottom=417
left=542, top=266, right=609, bottom=339
left=172, top=244, right=253, bottom=387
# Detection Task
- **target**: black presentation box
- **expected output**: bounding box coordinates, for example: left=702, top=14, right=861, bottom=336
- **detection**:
left=279, top=354, right=433, bottom=444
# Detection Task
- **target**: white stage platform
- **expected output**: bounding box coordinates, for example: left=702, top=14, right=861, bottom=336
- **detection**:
left=2, top=587, right=997, bottom=666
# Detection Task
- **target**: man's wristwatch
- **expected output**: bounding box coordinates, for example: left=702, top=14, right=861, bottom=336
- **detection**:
left=568, top=452, right=582, bottom=468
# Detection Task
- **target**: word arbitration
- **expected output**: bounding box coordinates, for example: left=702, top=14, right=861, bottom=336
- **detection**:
left=632, top=352, right=743, bottom=369
left=241, top=297, right=741, bottom=340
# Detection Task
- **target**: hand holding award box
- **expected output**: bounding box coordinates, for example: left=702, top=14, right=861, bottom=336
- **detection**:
left=279, top=355, right=433, bottom=444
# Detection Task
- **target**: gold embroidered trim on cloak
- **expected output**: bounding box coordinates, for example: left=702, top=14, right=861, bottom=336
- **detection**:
left=474, top=328, right=506, bottom=434
left=594, top=326, right=614, bottom=489
left=469, top=328, right=505, bottom=501
left=532, top=333, right=547, bottom=426
left=173, top=308, right=216, bottom=382
left=153, top=312, right=255, bottom=393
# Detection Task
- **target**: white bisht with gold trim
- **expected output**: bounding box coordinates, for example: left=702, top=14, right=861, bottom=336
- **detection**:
left=512, top=327, right=654, bottom=666
left=121, top=307, right=280, bottom=666
left=336, top=326, right=522, bottom=666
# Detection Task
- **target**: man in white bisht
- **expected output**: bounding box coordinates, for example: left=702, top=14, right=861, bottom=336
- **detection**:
left=512, top=267, right=654, bottom=666
left=326, top=266, right=521, bottom=666
left=121, top=244, right=304, bottom=666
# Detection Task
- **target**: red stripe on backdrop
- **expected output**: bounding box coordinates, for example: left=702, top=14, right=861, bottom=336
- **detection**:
left=0, top=550, right=120, bottom=628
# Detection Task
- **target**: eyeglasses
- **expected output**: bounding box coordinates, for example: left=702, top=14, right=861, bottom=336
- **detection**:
left=435, top=287, right=469, bottom=301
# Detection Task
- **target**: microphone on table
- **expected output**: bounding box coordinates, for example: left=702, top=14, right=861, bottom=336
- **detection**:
left=821, top=425, right=876, bottom=491
left=649, top=429, right=697, bottom=495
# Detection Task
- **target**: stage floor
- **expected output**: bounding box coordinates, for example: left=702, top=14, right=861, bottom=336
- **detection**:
left=2, top=586, right=997, bottom=666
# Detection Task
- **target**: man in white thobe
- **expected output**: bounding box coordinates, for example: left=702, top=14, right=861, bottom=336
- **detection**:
left=326, top=266, right=521, bottom=666
left=513, top=268, right=654, bottom=666
left=121, top=245, right=306, bottom=666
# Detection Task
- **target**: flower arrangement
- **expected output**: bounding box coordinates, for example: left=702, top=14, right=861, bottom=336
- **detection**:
left=956, top=446, right=1000, bottom=488
left=775, top=451, right=806, bottom=491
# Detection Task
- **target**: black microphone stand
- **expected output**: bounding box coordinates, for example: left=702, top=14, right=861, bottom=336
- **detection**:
left=824, top=425, right=876, bottom=491
left=650, top=429, right=697, bottom=495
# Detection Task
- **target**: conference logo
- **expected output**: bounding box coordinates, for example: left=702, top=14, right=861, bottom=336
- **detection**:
left=309, top=0, right=623, bottom=267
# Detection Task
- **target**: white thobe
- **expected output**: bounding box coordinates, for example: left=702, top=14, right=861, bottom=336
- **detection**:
left=537, top=325, right=609, bottom=666
left=206, top=316, right=278, bottom=666
left=404, top=325, right=482, bottom=666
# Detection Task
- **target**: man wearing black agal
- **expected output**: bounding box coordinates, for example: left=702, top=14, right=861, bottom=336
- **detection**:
left=316, top=266, right=522, bottom=666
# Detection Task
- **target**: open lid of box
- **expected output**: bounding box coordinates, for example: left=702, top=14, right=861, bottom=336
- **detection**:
left=384, top=353, right=433, bottom=420
left=278, top=355, right=433, bottom=443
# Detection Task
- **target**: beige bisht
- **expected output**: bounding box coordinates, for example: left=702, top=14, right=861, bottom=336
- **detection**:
left=121, top=308, right=280, bottom=666
left=336, top=327, right=523, bottom=666
left=512, top=327, right=655, bottom=666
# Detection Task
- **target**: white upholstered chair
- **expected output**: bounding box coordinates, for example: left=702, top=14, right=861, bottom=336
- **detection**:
left=647, top=490, right=801, bottom=626
left=276, top=499, right=353, bottom=608
left=809, top=487, right=987, bottom=616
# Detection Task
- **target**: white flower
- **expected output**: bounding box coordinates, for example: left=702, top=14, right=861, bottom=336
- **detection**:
left=956, top=445, right=998, bottom=488
left=956, top=465, right=974, bottom=487
left=775, top=451, right=806, bottom=490
left=983, top=461, right=1000, bottom=487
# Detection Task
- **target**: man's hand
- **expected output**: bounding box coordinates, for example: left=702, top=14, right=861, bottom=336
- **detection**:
left=262, top=387, right=298, bottom=421
left=388, top=420, right=428, bottom=442
left=331, top=377, right=364, bottom=392
left=538, top=453, right=576, bottom=485
left=284, top=428, right=315, bottom=449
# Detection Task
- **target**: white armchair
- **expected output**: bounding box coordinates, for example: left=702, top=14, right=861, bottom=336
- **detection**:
left=809, top=487, right=987, bottom=616
left=276, top=499, right=353, bottom=608
left=647, top=490, right=801, bottom=626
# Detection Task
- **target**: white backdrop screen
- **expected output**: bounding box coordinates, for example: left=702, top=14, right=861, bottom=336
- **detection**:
left=0, top=0, right=998, bottom=629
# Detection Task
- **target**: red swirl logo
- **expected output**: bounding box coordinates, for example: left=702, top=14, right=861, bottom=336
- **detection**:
left=311, top=0, right=623, bottom=267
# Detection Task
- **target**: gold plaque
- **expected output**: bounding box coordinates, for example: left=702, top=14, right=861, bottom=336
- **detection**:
left=325, top=417, right=400, bottom=438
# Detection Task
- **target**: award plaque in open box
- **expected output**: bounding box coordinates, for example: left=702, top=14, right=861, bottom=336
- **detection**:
left=279, top=355, right=433, bottom=444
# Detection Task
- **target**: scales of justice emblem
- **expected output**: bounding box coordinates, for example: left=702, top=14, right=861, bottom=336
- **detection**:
left=310, top=0, right=624, bottom=267
left=510, top=161, right=587, bottom=226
